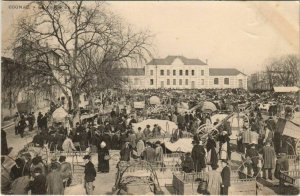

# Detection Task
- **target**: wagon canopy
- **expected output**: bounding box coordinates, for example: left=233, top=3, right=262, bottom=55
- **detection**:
left=52, top=107, right=68, bottom=122
left=149, top=96, right=160, bottom=105
left=201, top=101, right=217, bottom=112
left=276, top=118, right=300, bottom=139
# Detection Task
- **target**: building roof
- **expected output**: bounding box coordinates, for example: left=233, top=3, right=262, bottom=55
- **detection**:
left=209, top=68, right=246, bottom=76
left=147, top=55, right=207, bottom=65
left=273, top=86, right=299, bottom=93
left=119, top=68, right=145, bottom=76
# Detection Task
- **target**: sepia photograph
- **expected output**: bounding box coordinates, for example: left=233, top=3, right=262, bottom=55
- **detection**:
left=1, top=1, right=300, bottom=195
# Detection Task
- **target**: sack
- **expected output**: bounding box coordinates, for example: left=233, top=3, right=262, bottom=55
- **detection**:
left=104, top=155, right=110, bottom=160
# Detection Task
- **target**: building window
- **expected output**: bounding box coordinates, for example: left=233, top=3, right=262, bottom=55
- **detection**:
left=173, top=79, right=176, bottom=85
left=134, top=78, right=139, bottom=85
left=179, top=70, right=183, bottom=76
left=201, top=70, right=204, bottom=76
left=173, top=70, right=176, bottom=76
left=224, top=78, right=229, bottom=85
left=150, top=70, right=154, bottom=76
left=201, top=79, right=204, bottom=85
left=214, top=78, right=219, bottom=85
left=185, top=70, right=188, bottom=76
left=179, top=79, right=182, bottom=85
left=160, top=70, right=164, bottom=76
left=167, top=79, right=170, bottom=85
left=239, top=79, right=243, bottom=88
left=167, top=70, right=170, bottom=76
left=150, top=79, right=154, bottom=85
left=192, top=70, right=195, bottom=76
left=185, top=79, right=188, bottom=85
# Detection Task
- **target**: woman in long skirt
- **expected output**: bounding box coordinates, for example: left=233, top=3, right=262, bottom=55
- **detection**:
left=98, top=141, right=109, bottom=173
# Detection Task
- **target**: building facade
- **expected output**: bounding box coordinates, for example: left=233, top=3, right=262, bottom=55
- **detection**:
left=123, top=55, right=247, bottom=90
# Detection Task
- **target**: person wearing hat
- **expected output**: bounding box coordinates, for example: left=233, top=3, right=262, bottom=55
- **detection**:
left=262, top=142, right=276, bottom=180
left=46, top=163, right=64, bottom=194
left=143, top=142, right=156, bottom=163
left=219, top=131, right=231, bottom=161
left=28, top=167, right=47, bottom=195
left=204, top=164, right=222, bottom=195
left=242, top=121, right=251, bottom=153
left=143, top=125, right=151, bottom=139
left=182, top=152, right=194, bottom=173
left=59, top=156, right=72, bottom=187
left=120, top=142, right=132, bottom=162
left=98, top=141, right=110, bottom=173
left=48, top=156, right=61, bottom=172
left=221, top=160, right=230, bottom=195
left=10, top=158, right=25, bottom=181
left=155, top=141, right=163, bottom=163
left=245, top=143, right=259, bottom=177
left=191, top=139, right=206, bottom=172
left=83, top=155, right=96, bottom=195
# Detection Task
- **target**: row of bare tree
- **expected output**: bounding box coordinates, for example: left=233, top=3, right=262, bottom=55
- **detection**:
left=250, top=55, right=300, bottom=90
left=3, top=1, right=153, bottom=115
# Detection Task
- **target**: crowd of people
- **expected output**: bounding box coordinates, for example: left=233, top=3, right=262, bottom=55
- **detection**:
left=6, top=88, right=299, bottom=195
left=9, top=153, right=72, bottom=194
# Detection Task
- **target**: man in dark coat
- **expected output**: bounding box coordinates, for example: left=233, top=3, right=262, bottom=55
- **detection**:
left=221, top=160, right=231, bottom=195
left=262, top=142, right=276, bottom=180
left=18, top=115, right=27, bottom=138
left=10, top=158, right=24, bottom=181
left=206, top=134, right=218, bottom=169
left=59, top=156, right=72, bottom=187
left=37, top=112, right=43, bottom=131
left=143, top=142, right=156, bottom=162
left=28, top=167, right=46, bottom=195
left=120, top=142, right=132, bottom=161
left=182, top=152, right=194, bottom=173
left=41, top=113, right=48, bottom=130
left=83, top=155, right=96, bottom=195
left=46, top=163, right=64, bottom=194
left=245, top=144, right=259, bottom=177
left=191, top=139, right=206, bottom=172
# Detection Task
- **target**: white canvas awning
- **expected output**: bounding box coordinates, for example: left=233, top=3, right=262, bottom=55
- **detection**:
left=52, top=107, right=68, bottom=122
left=274, top=86, right=299, bottom=93
left=164, top=138, right=193, bottom=152
left=283, top=121, right=300, bottom=139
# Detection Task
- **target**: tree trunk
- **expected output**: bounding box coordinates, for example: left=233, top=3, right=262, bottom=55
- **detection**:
left=9, top=89, right=12, bottom=116
left=72, top=90, right=81, bottom=125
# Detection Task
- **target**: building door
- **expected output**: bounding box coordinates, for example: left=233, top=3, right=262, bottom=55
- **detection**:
left=161, top=81, right=164, bottom=88
left=191, top=81, right=195, bottom=89
left=238, top=79, right=243, bottom=88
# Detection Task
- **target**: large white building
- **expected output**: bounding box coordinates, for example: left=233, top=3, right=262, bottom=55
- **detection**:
left=122, top=55, right=247, bottom=90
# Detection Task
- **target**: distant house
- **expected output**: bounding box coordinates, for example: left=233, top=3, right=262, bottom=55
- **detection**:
left=121, top=55, right=247, bottom=90
left=209, top=68, right=247, bottom=89
left=119, top=67, right=146, bottom=90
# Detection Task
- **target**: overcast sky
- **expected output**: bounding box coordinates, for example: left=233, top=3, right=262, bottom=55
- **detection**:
left=2, top=1, right=299, bottom=75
